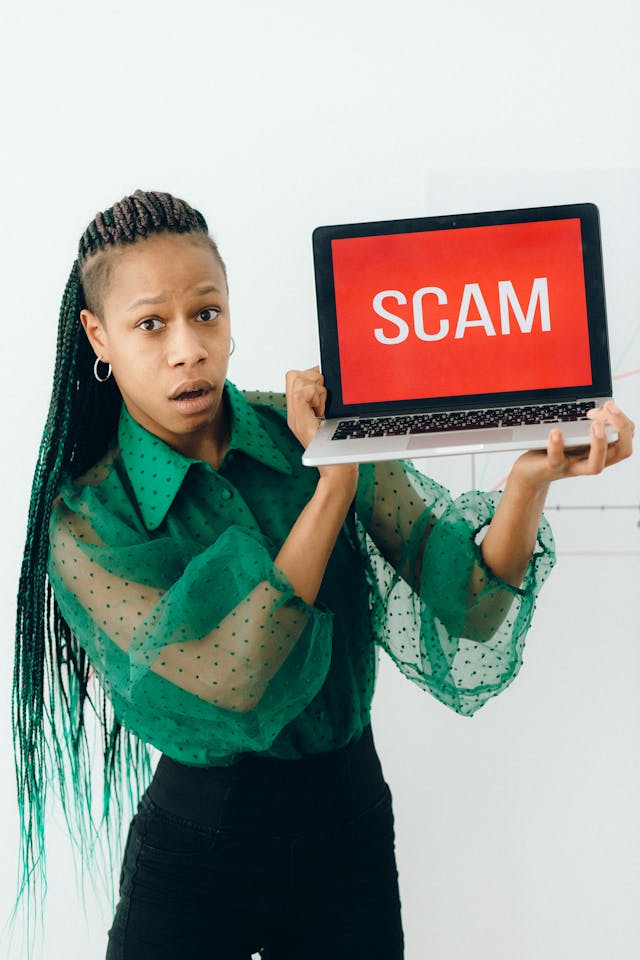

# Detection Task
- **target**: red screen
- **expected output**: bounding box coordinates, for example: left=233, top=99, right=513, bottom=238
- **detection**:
left=331, top=219, right=592, bottom=404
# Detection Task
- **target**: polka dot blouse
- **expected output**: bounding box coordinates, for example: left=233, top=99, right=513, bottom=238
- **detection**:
left=47, top=381, right=556, bottom=766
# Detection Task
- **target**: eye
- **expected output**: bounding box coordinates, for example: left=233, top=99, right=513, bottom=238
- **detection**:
left=137, top=317, right=164, bottom=332
left=197, top=307, right=221, bottom=322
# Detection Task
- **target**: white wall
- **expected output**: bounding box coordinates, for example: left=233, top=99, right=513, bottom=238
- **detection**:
left=2, top=1, right=638, bottom=957
left=373, top=554, right=640, bottom=959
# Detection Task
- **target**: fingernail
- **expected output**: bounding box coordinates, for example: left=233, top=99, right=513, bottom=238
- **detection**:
left=607, top=400, right=620, bottom=414
left=593, top=420, right=605, bottom=438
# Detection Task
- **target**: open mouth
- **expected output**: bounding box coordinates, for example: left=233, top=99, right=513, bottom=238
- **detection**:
left=173, top=389, right=208, bottom=401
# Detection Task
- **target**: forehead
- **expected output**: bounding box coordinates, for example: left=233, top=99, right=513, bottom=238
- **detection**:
left=105, top=233, right=226, bottom=304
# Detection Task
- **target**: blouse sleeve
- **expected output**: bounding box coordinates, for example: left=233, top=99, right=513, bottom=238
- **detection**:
left=354, top=459, right=556, bottom=717
left=47, top=481, right=333, bottom=762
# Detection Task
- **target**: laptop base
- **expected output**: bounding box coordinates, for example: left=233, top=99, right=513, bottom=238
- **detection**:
left=302, top=416, right=618, bottom=466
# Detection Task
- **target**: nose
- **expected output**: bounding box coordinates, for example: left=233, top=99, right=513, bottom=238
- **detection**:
left=167, top=318, right=208, bottom=366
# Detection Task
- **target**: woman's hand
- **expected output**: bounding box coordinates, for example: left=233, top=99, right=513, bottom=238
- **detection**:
left=285, top=366, right=328, bottom=450
left=275, top=366, right=359, bottom=603
left=509, top=399, right=635, bottom=495
left=481, top=400, right=634, bottom=587
left=285, top=366, right=359, bottom=497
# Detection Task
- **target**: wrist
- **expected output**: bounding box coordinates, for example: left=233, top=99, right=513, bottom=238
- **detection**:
left=315, top=465, right=359, bottom=507
left=507, top=461, right=552, bottom=502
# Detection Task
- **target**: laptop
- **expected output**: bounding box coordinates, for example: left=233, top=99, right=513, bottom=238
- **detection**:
left=302, top=202, right=617, bottom=466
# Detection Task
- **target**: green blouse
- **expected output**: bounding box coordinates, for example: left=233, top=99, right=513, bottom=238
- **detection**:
left=47, top=381, right=556, bottom=767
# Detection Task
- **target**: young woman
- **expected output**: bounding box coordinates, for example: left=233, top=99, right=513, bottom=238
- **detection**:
left=13, top=189, right=633, bottom=959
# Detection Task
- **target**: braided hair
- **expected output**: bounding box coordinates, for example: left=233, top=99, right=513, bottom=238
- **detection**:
left=12, top=190, right=226, bottom=937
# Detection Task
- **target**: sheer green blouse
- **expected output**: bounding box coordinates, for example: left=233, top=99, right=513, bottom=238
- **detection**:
left=47, top=381, right=556, bottom=766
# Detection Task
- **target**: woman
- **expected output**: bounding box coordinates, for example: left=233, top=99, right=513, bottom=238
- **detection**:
left=13, top=189, right=633, bottom=959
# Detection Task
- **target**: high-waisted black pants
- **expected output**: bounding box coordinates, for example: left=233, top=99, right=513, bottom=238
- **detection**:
left=105, top=723, right=405, bottom=959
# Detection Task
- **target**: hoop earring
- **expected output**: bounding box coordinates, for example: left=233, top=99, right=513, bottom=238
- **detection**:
left=229, top=337, right=236, bottom=357
left=93, top=355, right=112, bottom=382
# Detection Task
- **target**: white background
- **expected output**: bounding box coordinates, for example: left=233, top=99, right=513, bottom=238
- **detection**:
left=1, top=1, right=639, bottom=958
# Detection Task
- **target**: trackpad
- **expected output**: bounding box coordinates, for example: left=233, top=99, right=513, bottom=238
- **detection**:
left=407, top=428, right=512, bottom=450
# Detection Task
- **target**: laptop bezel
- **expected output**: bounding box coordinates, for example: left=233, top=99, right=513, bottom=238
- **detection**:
left=312, top=202, right=612, bottom=418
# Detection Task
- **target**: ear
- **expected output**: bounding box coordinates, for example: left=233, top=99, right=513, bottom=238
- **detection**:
left=80, top=309, right=110, bottom=363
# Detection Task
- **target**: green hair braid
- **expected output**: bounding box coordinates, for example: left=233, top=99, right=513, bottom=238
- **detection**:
left=11, top=189, right=225, bottom=951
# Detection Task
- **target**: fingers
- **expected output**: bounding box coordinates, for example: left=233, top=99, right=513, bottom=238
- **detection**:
left=550, top=404, right=626, bottom=478
left=586, top=399, right=635, bottom=465
left=581, top=419, right=609, bottom=474
left=510, top=398, right=634, bottom=491
left=286, top=367, right=326, bottom=416
left=544, top=426, right=606, bottom=477
left=285, top=367, right=327, bottom=448
left=546, top=428, right=566, bottom=472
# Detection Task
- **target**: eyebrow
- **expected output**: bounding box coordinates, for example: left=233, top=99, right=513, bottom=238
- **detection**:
left=126, top=284, right=222, bottom=312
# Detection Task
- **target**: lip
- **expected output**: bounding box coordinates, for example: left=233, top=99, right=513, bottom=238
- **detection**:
left=169, top=379, right=214, bottom=400
left=171, top=391, right=214, bottom=414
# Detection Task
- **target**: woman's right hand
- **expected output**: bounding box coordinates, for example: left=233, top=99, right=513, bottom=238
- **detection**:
left=285, top=366, right=359, bottom=498
left=269, top=367, right=359, bottom=603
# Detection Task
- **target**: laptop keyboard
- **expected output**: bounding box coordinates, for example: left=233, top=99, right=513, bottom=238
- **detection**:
left=330, top=400, right=594, bottom=440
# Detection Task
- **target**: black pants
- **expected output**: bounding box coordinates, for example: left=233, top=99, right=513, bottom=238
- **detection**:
left=106, top=724, right=405, bottom=959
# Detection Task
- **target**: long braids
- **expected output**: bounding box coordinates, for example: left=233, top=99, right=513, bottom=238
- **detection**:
left=12, top=189, right=225, bottom=939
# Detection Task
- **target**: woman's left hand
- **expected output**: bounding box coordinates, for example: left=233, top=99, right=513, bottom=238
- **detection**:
left=509, top=399, right=635, bottom=493
left=480, top=400, right=634, bottom=587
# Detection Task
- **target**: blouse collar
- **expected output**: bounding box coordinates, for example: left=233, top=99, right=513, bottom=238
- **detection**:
left=117, top=380, right=292, bottom=531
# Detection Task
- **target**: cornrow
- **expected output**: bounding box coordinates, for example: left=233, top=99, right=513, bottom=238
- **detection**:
left=11, top=189, right=225, bottom=947
left=78, top=190, right=222, bottom=317
left=77, top=189, right=210, bottom=258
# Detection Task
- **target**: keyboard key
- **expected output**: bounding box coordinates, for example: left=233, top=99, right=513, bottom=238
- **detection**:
left=329, top=401, right=594, bottom=440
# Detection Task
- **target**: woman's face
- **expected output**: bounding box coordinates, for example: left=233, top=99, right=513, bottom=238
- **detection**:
left=81, top=232, right=231, bottom=461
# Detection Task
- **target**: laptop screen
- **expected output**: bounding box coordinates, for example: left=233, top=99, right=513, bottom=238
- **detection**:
left=313, top=204, right=611, bottom=416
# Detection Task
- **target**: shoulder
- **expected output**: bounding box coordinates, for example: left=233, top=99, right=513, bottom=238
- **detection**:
left=52, top=444, right=120, bottom=505
left=72, top=444, right=121, bottom=491
left=50, top=442, right=142, bottom=535
left=235, top=386, right=311, bottom=476
left=240, top=388, right=287, bottom=416
left=51, top=445, right=118, bottom=509
left=240, top=389, right=290, bottom=438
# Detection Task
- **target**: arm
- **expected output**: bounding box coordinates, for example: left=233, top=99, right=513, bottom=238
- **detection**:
left=47, top=507, right=325, bottom=714
left=481, top=401, right=635, bottom=587
left=359, top=402, right=634, bottom=638
left=48, top=369, right=359, bottom=721
left=344, top=400, right=633, bottom=716
left=273, top=367, right=359, bottom=602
